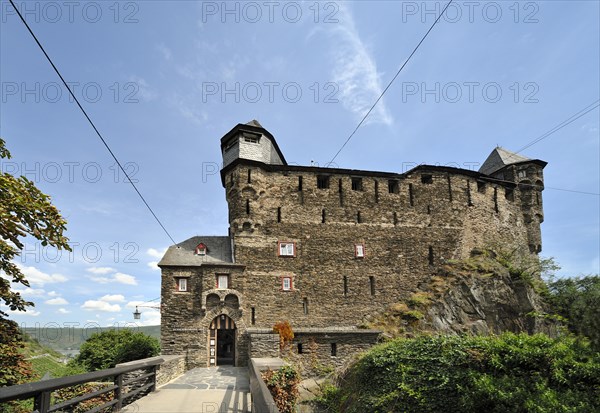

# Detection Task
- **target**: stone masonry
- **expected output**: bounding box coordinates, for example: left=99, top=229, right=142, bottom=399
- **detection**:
left=159, top=120, right=546, bottom=370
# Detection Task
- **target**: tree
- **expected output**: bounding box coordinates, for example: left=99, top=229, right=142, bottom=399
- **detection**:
left=0, top=137, right=71, bottom=316
left=0, top=137, right=70, bottom=388
left=547, top=275, right=600, bottom=350
left=72, top=329, right=160, bottom=371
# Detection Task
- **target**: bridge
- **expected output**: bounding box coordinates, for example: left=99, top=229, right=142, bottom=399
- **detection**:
left=0, top=357, right=286, bottom=413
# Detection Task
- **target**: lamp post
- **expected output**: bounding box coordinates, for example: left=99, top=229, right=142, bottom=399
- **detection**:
left=133, top=302, right=160, bottom=320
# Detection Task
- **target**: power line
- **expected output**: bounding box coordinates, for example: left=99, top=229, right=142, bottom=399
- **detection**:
left=327, top=0, right=454, bottom=166
left=8, top=0, right=177, bottom=245
left=546, top=187, right=599, bottom=196
left=503, top=99, right=600, bottom=163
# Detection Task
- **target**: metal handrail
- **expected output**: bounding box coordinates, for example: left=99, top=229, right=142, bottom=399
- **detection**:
left=0, top=357, right=164, bottom=412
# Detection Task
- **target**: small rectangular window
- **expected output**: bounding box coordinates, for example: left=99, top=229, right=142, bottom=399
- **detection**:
left=176, top=278, right=187, bottom=292
left=331, top=343, right=337, bottom=357
left=477, top=181, right=486, bottom=193
left=421, top=174, right=433, bottom=184
left=351, top=177, right=363, bottom=191
left=247, top=169, right=252, bottom=183
left=278, top=241, right=296, bottom=257
left=217, top=275, right=229, bottom=289
left=242, top=132, right=260, bottom=143
left=388, top=180, right=399, bottom=194
left=517, top=170, right=527, bottom=179
left=505, top=188, right=515, bottom=201
left=317, top=175, right=330, bottom=189
left=297, top=343, right=303, bottom=354
left=355, top=244, right=365, bottom=258
left=282, top=277, right=292, bottom=291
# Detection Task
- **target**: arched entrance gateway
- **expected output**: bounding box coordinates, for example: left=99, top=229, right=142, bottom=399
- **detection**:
left=208, top=314, right=236, bottom=366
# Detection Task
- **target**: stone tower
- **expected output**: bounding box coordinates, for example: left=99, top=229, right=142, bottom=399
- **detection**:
left=480, top=147, right=547, bottom=253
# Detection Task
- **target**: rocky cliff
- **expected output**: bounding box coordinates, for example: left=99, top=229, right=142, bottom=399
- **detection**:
left=364, top=249, right=557, bottom=338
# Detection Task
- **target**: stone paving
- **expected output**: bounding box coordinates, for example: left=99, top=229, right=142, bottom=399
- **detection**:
left=123, top=366, right=251, bottom=413
left=162, top=366, right=250, bottom=391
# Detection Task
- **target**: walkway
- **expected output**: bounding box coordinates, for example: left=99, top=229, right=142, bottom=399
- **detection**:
left=123, top=366, right=251, bottom=413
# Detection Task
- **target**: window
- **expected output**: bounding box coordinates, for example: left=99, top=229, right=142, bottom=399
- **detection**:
left=242, top=132, right=260, bottom=143
left=282, top=277, right=292, bottom=291
left=278, top=241, right=296, bottom=257
left=421, top=174, right=433, bottom=184
left=409, top=184, right=414, bottom=206
left=355, top=244, right=365, bottom=258
left=331, top=343, right=337, bottom=356
left=317, top=175, right=330, bottom=189
left=303, top=298, right=309, bottom=315
left=176, top=278, right=188, bottom=292
left=217, top=275, right=229, bottom=289
left=195, top=243, right=207, bottom=255
left=517, top=169, right=527, bottom=179
left=247, top=169, right=251, bottom=183
left=251, top=307, right=256, bottom=325
left=369, top=276, right=375, bottom=296
left=505, top=188, right=514, bottom=201
left=351, top=177, right=363, bottom=191
left=477, top=181, right=486, bottom=193
left=277, top=207, right=282, bottom=223
left=224, top=138, right=238, bottom=152
left=246, top=199, right=250, bottom=215
left=357, top=211, right=362, bottom=223
left=428, top=246, right=434, bottom=266
left=298, top=176, right=303, bottom=191
left=322, top=209, right=326, bottom=223
left=343, top=276, right=348, bottom=297
left=297, top=343, right=303, bottom=354
left=388, top=180, right=399, bottom=194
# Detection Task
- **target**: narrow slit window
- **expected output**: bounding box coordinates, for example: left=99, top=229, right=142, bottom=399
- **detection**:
left=297, top=343, right=303, bottom=354
left=338, top=179, right=343, bottom=193
left=427, top=205, right=432, bottom=215
left=428, top=246, right=434, bottom=266
left=467, top=181, right=473, bottom=206
left=494, top=187, right=499, bottom=213
left=277, top=207, right=282, bottom=223
left=374, top=180, right=379, bottom=203
left=298, top=176, right=303, bottom=191
left=447, top=175, right=453, bottom=202
left=343, top=276, right=348, bottom=297
left=251, top=307, right=256, bottom=325
left=303, top=298, right=309, bottom=315
left=246, top=199, right=250, bottom=215
left=357, top=211, right=362, bottom=223
left=369, top=276, right=375, bottom=296
left=322, top=209, right=326, bottom=223
left=409, top=184, right=414, bottom=206
left=393, top=212, right=398, bottom=226
left=331, top=343, right=337, bottom=357
left=247, top=169, right=251, bottom=183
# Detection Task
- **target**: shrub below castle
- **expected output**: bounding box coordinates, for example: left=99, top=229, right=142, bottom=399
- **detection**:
left=318, top=333, right=600, bottom=413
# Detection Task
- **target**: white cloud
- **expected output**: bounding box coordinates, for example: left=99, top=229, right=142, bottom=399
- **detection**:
left=147, top=248, right=167, bottom=259
left=114, top=273, right=137, bottom=285
left=7, top=308, right=41, bottom=316
left=47, top=291, right=59, bottom=297
left=14, top=288, right=46, bottom=297
left=156, top=42, right=172, bottom=61
left=89, top=272, right=137, bottom=286
left=57, top=308, right=71, bottom=314
left=81, top=300, right=121, bottom=313
left=99, top=294, right=125, bottom=303
left=45, top=297, right=68, bottom=305
left=16, top=264, right=67, bottom=286
left=86, top=267, right=115, bottom=275
left=326, top=4, right=392, bottom=126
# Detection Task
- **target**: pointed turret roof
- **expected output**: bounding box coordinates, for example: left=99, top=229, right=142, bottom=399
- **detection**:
left=245, top=119, right=263, bottom=128
left=479, top=147, right=531, bottom=175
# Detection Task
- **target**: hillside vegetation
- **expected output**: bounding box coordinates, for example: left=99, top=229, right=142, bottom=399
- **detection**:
left=318, top=333, right=600, bottom=413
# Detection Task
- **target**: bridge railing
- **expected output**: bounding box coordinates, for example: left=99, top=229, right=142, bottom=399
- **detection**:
left=0, top=357, right=164, bottom=413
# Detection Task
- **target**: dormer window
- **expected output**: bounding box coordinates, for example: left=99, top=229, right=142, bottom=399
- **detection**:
left=242, top=132, right=260, bottom=144
left=195, top=243, right=207, bottom=256
left=224, top=138, right=238, bottom=152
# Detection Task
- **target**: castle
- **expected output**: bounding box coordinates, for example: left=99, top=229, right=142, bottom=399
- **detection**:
left=158, top=120, right=546, bottom=368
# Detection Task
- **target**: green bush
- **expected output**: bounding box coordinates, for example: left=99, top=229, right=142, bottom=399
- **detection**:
left=262, top=365, right=300, bottom=413
left=72, top=329, right=160, bottom=371
left=320, top=333, right=600, bottom=413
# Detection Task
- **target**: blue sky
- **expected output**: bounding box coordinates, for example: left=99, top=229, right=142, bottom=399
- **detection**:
left=0, top=0, right=598, bottom=330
